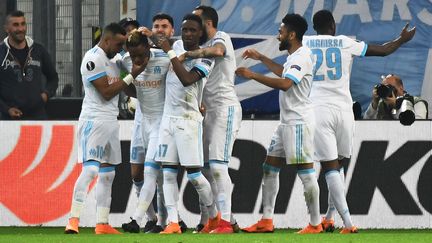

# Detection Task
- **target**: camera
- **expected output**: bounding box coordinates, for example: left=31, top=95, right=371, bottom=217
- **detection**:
left=395, top=94, right=415, bottom=126
left=375, top=84, right=395, bottom=98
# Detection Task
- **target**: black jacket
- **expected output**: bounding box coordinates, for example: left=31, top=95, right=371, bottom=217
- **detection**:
left=0, top=36, right=58, bottom=119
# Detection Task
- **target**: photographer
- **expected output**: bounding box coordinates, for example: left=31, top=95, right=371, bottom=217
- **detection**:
left=364, top=74, right=428, bottom=123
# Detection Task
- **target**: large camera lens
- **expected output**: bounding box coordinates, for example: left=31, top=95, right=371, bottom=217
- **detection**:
left=396, top=95, right=416, bottom=126
left=376, top=84, right=394, bottom=98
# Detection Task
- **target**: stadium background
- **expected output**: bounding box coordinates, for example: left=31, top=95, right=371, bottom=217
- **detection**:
left=0, top=0, right=431, bottom=229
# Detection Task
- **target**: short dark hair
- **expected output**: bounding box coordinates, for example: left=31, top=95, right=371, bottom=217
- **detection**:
left=118, top=17, right=139, bottom=29
left=126, top=30, right=149, bottom=48
left=282, top=14, right=308, bottom=41
left=152, top=13, right=174, bottom=27
left=103, top=22, right=126, bottom=37
left=195, top=5, right=218, bottom=28
left=6, top=10, right=25, bottom=23
left=313, top=10, right=335, bottom=33
left=182, top=14, right=203, bottom=29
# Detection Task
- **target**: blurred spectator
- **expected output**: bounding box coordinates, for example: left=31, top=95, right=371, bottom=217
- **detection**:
left=0, top=10, right=58, bottom=120
left=364, top=74, right=428, bottom=121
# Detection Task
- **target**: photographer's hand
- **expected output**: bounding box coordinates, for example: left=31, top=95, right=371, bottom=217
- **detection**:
left=383, top=92, right=397, bottom=108
left=371, top=87, right=379, bottom=109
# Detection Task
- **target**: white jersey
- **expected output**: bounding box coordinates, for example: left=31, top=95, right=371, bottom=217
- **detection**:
left=202, top=31, right=239, bottom=110
left=163, top=40, right=214, bottom=121
left=303, top=35, right=367, bottom=111
left=121, top=48, right=169, bottom=117
left=79, top=45, right=121, bottom=121
left=280, top=46, right=314, bottom=124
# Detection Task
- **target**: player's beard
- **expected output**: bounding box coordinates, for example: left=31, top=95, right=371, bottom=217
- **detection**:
left=279, top=39, right=290, bottom=51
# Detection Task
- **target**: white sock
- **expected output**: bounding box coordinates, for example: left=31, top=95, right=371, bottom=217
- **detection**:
left=326, top=167, right=344, bottom=220
left=70, top=163, right=99, bottom=218
left=132, top=163, right=159, bottom=224
left=210, top=161, right=232, bottom=221
left=298, top=168, right=320, bottom=226
left=262, top=163, right=280, bottom=219
left=199, top=166, right=216, bottom=224
left=156, top=168, right=167, bottom=226
left=325, top=170, right=353, bottom=228
left=96, top=166, right=116, bottom=224
left=163, top=168, right=179, bottom=223
left=187, top=171, right=218, bottom=219
left=133, top=179, right=144, bottom=199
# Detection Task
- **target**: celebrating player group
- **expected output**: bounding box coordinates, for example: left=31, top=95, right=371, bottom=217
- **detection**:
left=64, top=5, right=416, bottom=235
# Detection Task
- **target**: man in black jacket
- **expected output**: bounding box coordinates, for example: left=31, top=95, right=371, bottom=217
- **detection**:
left=0, top=10, right=58, bottom=120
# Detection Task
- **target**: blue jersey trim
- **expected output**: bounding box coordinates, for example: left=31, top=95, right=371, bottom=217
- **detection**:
left=361, top=43, right=368, bottom=57
left=284, top=73, right=300, bottom=85
left=87, top=71, right=107, bottom=82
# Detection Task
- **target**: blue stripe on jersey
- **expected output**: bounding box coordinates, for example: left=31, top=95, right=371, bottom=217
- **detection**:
left=284, top=73, right=300, bottom=84
left=187, top=171, right=202, bottom=180
left=194, top=65, right=209, bottom=77
left=224, top=106, right=234, bottom=161
left=298, top=168, right=315, bottom=175
left=154, top=52, right=168, bottom=57
left=144, top=161, right=161, bottom=170
left=361, top=43, right=368, bottom=57
left=81, top=121, right=93, bottom=162
left=87, top=71, right=107, bottom=82
left=99, top=166, right=115, bottom=173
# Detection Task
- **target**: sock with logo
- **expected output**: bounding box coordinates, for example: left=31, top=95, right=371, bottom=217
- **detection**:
left=187, top=171, right=218, bottom=219
left=262, top=163, right=280, bottom=219
left=210, top=161, right=232, bottom=222
left=163, top=168, right=179, bottom=223
left=96, top=166, right=116, bottom=224
left=298, top=168, right=321, bottom=226
left=70, top=162, right=99, bottom=218
left=325, top=169, right=353, bottom=228
left=325, top=167, right=344, bottom=220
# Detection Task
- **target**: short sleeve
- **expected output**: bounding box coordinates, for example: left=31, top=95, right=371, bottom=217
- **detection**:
left=82, top=55, right=107, bottom=82
left=282, top=54, right=310, bottom=85
left=193, top=57, right=215, bottom=78
left=343, top=36, right=367, bottom=57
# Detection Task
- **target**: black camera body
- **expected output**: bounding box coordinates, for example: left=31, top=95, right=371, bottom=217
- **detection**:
left=375, top=83, right=395, bottom=98
left=395, top=94, right=416, bottom=126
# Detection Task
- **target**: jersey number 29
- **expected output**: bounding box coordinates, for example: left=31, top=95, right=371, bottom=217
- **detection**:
left=312, top=48, right=342, bottom=81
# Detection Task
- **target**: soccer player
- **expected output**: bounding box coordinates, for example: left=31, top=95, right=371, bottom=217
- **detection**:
left=121, top=13, right=187, bottom=233
left=64, top=23, right=146, bottom=234
left=236, top=13, right=322, bottom=234
left=303, top=10, right=415, bottom=233
left=152, top=13, right=219, bottom=234
left=179, top=5, right=242, bottom=233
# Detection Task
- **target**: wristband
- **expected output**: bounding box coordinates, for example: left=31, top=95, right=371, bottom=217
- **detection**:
left=123, top=74, right=134, bottom=85
left=167, top=50, right=177, bottom=60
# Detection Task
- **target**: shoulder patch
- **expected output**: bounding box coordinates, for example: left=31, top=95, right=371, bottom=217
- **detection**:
left=201, top=59, right=212, bottom=66
left=290, top=65, right=301, bottom=71
left=86, top=61, right=95, bottom=71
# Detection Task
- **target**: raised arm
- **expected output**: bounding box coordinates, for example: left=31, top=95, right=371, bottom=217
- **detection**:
left=365, top=23, right=416, bottom=57
left=235, top=67, right=293, bottom=91
left=242, top=49, right=284, bottom=77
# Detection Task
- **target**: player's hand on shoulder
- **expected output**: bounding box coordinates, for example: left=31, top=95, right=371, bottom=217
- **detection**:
left=400, top=23, right=416, bottom=43
left=235, top=67, right=254, bottom=79
left=242, top=49, right=261, bottom=60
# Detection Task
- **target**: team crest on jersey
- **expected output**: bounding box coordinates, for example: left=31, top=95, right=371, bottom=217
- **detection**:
left=290, top=65, right=301, bottom=71
left=86, top=61, right=95, bottom=71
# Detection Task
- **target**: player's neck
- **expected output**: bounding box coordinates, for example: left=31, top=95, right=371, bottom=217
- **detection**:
left=207, top=28, right=217, bottom=39
left=287, top=42, right=302, bottom=55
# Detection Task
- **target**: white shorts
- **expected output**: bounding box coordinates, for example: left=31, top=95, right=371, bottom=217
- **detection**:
left=267, top=122, right=315, bottom=164
left=156, top=116, right=203, bottom=167
left=78, top=120, right=121, bottom=165
left=203, top=105, right=242, bottom=163
left=130, top=116, right=162, bottom=164
left=313, top=105, right=354, bottom=161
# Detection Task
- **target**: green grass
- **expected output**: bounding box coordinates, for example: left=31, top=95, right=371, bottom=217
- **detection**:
left=0, top=227, right=431, bottom=243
